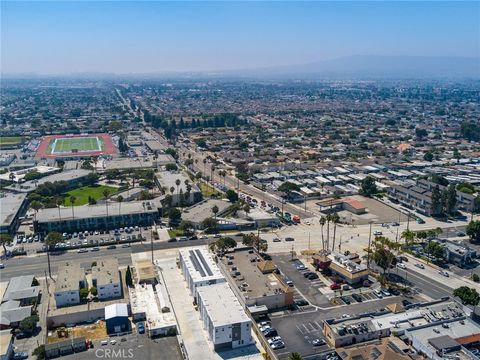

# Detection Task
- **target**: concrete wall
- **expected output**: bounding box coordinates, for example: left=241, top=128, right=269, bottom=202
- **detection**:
left=47, top=308, right=105, bottom=328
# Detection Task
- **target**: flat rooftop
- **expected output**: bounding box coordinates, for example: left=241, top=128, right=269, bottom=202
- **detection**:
left=329, top=301, right=466, bottom=337
left=6, top=169, right=90, bottom=193
left=328, top=252, right=367, bottom=275
left=182, top=199, right=230, bottom=224
left=0, top=192, right=27, bottom=227
left=224, top=249, right=287, bottom=299
left=55, top=262, right=83, bottom=293
left=36, top=199, right=160, bottom=223
left=179, top=247, right=225, bottom=283
left=197, top=283, right=250, bottom=327
left=92, top=258, right=120, bottom=286
left=407, top=317, right=480, bottom=345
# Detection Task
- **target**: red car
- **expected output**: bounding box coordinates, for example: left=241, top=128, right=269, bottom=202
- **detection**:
left=330, top=283, right=341, bottom=290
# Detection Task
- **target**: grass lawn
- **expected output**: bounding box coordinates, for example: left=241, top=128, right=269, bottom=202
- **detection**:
left=0, top=136, right=24, bottom=148
left=64, top=185, right=119, bottom=206
left=199, top=182, right=221, bottom=198
left=167, top=229, right=184, bottom=238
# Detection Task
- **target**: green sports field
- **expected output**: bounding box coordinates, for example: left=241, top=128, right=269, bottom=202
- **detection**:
left=51, top=137, right=102, bottom=153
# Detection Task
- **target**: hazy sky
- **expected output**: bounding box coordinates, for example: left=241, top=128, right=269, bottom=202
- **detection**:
left=1, top=1, right=479, bottom=74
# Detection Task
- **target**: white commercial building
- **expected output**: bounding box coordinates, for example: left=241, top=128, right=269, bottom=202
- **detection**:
left=178, top=247, right=226, bottom=302
left=91, top=259, right=122, bottom=301
left=197, top=283, right=253, bottom=351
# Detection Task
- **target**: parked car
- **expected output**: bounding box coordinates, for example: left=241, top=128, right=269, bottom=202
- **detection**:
left=312, top=339, right=326, bottom=346
left=137, top=323, right=145, bottom=334
left=267, top=336, right=282, bottom=345
left=402, top=299, right=412, bottom=306
left=381, top=288, right=391, bottom=296
left=0, top=264, right=4, bottom=269
left=13, top=352, right=28, bottom=360
left=373, top=289, right=383, bottom=298
left=341, top=296, right=351, bottom=304
left=273, top=236, right=281, bottom=242
left=271, top=340, right=285, bottom=349
left=285, top=237, right=294, bottom=241
left=303, top=271, right=315, bottom=278
left=263, top=328, right=278, bottom=337
left=295, top=263, right=307, bottom=271
left=330, top=283, right=341, bottom=290
left=351, top=294, right=362, bottom=302
left=307, top=273, right=319, bottom=280
left=295, top=299, right=309, bottom=307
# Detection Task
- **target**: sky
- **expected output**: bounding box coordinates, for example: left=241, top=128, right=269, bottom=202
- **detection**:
left=1, top=1, right=479, bottom=74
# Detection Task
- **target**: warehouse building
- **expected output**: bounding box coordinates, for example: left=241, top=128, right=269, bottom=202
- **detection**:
left=197, top=283, right=253, bottom=351
left=34, top=199, right=161, bottom=233
left=105, top=303, right=130, bottom=335
left=178, top=247, right=226, bottom=302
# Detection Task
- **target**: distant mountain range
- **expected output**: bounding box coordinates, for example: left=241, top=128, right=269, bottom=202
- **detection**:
left=2, top=55, right=478, bottom=80
left=224, top=55, right=480, bottom=79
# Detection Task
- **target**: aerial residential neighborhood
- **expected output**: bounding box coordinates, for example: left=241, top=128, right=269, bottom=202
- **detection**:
left=1, top=1, right=480, bottom=360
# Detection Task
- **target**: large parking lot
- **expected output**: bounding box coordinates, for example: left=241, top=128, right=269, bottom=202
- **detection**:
left=10, top=226, right=155, bottom=255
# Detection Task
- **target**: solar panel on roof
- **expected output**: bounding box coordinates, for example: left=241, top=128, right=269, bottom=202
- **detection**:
left=196, top=249, right=213, bottom=276
left=189, top=250, right=206, bottom=277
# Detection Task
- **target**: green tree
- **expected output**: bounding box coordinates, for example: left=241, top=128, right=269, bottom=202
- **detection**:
left=288, top=353, right=303, bottom=360
left=226, top=189, right=239, bottom=203
left=471, top=273, right=479, bottom=283
left=90, top=287, right=98, bottom=296
left=202, top=217, right=218, bottom=233
left=168, top=208, right=182, bottom=225
left=423, top=152, right=434, bottom=162
left=278, top=181, right=301, bottom=193
left=242, top=233, right=268, bottom=252
left=212, top=205, right=219, bottom=219
left=69, top=195, right=77, bottom=219
left=117, top=195, right=124, bottom=216
left=179, top=220, right=195, bottom=236
left=19, top=314, right=39, bottom=333
left=103, top=188, right=111, bottom=217
left=210, top=237, right=237, bottom=253
left=430, top=185, right=443, bottom=216
left=425, top=241, right=445, bottom=261
left=0, top=234, right=13, bottom=256
left=79, top=288, right=89, bottom=299
left=33, top=345, right=45, bottom=360
left=125, top=265, right=133, bottom=287
left=444, top=185, right=457, bottom=215
left=30, top=200, right=43, bottom=222
left=45, top=232, right=63, bottom=277
left=360, top=176, right=377, bottom=197
left=401, top=229, right=415, bottom=245
left=453, top=286, right=480, bottom=306
left=466, top=220, right=480, bottom=243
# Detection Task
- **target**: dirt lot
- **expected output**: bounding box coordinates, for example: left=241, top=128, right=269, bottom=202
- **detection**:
left=47, top=321, right=107, bottom=344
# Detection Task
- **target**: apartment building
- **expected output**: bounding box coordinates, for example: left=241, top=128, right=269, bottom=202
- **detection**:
left=54, top=262, right=86, bottom=308
left=91, top=259, right=122, bottom=301
left=197, top=283, right=253, bottom=351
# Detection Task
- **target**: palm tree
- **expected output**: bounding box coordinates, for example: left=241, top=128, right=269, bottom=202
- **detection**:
left=117, top=195, right=124, bottom=216
left=56, top=198, right=63, bottom=223
left=325, top=213, right=332, bottom=251
left=69, top=195, right=76, bottom=219
left=319, top=216, right=326, bottom=250
left=45, top=231, right=63, bottom=278
left=103, top=188, right=111, bottom=217
left=194, top=159, right=198, bottom=170
left=331, top=213, right=340, bottom=252
left=210, top=165, right=215, bottom=183
left=288, top=352, right=303, bottom=360
left=30, top=200, right=43, bottom=223
left=401, top=229, right=415, bottom=246
left=203, top=158, right=207, bottom=176
left=0, top=234, right=13, bottom=258
left=212, top=205, right=219, bottom=220
left=175, top=179, right=181, bottom=195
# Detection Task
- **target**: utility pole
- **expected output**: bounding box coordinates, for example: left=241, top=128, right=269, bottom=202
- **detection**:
left=367, top=222, right=373, bottom=269
left=150, top=221, right=155, bottom=264
left=308, top=232, right=311, bottom=251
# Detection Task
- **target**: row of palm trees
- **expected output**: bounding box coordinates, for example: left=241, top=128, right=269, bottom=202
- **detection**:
left=319, top=212, right=341, bottom=252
